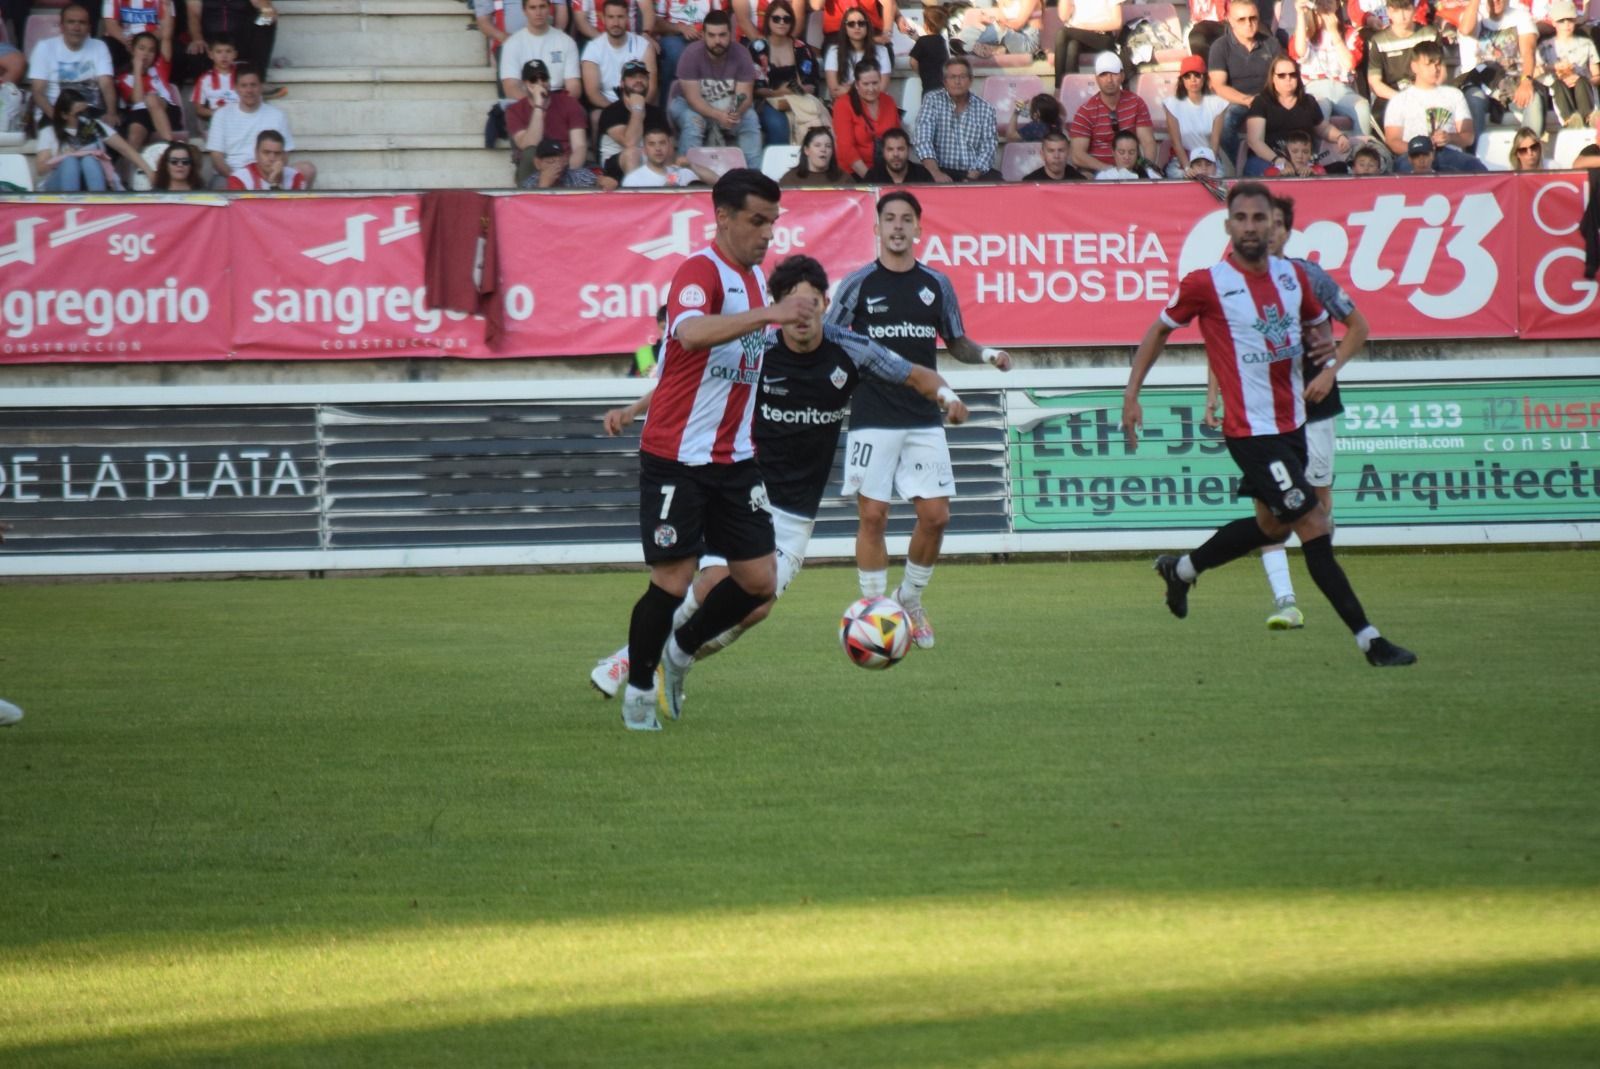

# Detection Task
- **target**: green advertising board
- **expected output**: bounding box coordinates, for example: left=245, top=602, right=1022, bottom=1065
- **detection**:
left=1009, top=378, right=1600, bottom=530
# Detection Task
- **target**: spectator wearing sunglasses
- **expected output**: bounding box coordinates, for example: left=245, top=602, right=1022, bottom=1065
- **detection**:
left=1209, top=0, right=1283, bottom=167
left=751, top=0, right=822, bottom=146
left=811, top=0, right=893, bottom=42
left=824, top=8, right=891, bottom=97
left=152, top=139, right=203, bottom=190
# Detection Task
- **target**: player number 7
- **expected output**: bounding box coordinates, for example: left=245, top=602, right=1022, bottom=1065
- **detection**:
left=659, top=484, right=677, bottom=521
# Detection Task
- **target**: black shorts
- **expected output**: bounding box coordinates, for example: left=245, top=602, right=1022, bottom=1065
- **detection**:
left=119, top=103, right=184, bottom=138
left=638, top=452, right=776, bottom=564
left=1226, top=427, right=1318, bottom=522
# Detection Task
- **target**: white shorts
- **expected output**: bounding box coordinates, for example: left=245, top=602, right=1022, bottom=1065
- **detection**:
left=1304, top=418, right=1336, bottom=487
left=841, top=426, right=956, bottom=503
left=699, top=505, right=814, bottom=598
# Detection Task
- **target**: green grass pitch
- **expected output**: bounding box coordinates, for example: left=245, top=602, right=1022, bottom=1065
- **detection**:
left=1, top=550, right=1597, bottom=1068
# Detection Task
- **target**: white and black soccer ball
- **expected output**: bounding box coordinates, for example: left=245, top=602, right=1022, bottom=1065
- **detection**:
left=839, top=596, right=912, bottom=670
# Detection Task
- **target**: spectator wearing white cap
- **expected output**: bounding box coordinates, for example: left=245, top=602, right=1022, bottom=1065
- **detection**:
left=1186, top=145, right=1219, bottom=176
left=1535, top=0, right=1599, bottom=131
left=1068, top=51, right=1158, bottom=173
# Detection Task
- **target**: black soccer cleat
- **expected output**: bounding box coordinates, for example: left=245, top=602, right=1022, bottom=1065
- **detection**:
left=1364, top=637, right=1417, bottom=667
left=1153, top=555, right=1193, bottom=619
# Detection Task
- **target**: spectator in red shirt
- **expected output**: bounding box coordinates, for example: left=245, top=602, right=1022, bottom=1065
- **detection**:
left=506, top=58, right=588, bottom=185
left=832, top=57, right=898, bottom=178
left=1068, top=52, right=1158, bottom=173
left=225, top=128, right=309, bottom=189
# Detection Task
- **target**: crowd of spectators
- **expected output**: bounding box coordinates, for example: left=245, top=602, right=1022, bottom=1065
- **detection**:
left=467, top=0, right=1598, bottom=188
left=4, top=1, right=312, bottom=190
left=3, top=0, right=1598, bottom=192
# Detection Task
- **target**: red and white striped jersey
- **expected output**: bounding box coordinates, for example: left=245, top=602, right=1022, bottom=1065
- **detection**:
left=641, top=245, right=769, bottom=465
left=1162, top=253, right=1328, bottom=439
left=191, top=68, right=238, bottom=111
left=116, top=57, right=178, bottom=110
left=226, top=162, right=308, bottom=190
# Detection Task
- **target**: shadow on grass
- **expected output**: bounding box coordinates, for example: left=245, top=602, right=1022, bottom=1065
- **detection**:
left=7, top=953, right=1599, bottom=1069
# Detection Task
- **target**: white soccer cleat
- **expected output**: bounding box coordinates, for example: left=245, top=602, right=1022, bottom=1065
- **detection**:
left=657, top=653, right=690, bottom=721
left=590, top=654, right=628, bottom=699
left=620, top=687, right=661, bottom=732
left=0, top=698, right=21, bottom=727
left=895, top=588, right=935, bottom=650
left=1267, top=604, right=1305, bottom=630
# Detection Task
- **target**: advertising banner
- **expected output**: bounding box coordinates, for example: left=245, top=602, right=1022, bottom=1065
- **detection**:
left=912, top=176, right=1521, bottom=348
left=1517, top=172, right=1600, bottom=341
left=1009, top=377, right=1600, bottom=531
left=491, top=188, right=878, bottom=357
left=228, top=197, right=495, bottom=359
left=0, top=200, right=232, bottom=363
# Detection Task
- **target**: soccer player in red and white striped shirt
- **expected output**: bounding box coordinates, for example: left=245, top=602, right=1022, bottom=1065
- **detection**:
left=618, top=169, right=816, bottom=730
left=1120, top=182, right=1415, bottom=668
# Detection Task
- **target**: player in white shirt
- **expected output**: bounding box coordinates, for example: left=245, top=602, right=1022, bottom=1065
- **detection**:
left=580, top=0, right=656, bottom=106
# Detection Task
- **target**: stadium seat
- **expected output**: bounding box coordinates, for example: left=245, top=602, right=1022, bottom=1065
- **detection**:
left=1057, top=73, right=1098, bottom=122
left=686, top=147, right=747, bottom=178
left=1134, top=70, right=1179, bottom=118
left=23, top=13, right=61, bottom=58
left=759, top=143, right=799, bottom=182
left=128, top=141, right=169, bottom=192
left=898, top=75, right=922, bottom=131
left=0, top=152, right=34, bottom=191
left=1552, top=127, right=1599, bottom=169
left=980, top=74, right=1044, bottom=132
left=1000, top=140, right=1043, bottom=181
left=1475, top=128, right=1518, bottom=171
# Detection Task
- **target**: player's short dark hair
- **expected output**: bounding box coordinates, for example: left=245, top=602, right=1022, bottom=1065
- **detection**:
left=233, top=62, right=261, bottom=83
left=768, top=255, right=829, bottom=302
left=207, top=33, right=235, bottom=49
left=603, top=0, right=628, bottom=10
left=944, top=56, right=973, bottom=77
left=1227, top=180, right=1273, bottom=212
left=878, top=189, right=921, bottom=218
left=881, top=126, right=910, bottom=146
left=1271, top=194, right=1295, bottom=232
left=703, top=8, right=733, bottom=29
left=1284, top=129, right=1313, bottom=148
left=1410, top=40, right=1444, bottom=65
left=712, top=168, right=781, bottom=212
left=1041, top=128, right=1069, bottom=145
left=255, top=129, right=286, bottom=149
left=642, top=123, right=673, bottom=140
left=1112, top=128, right=1138, bottom=147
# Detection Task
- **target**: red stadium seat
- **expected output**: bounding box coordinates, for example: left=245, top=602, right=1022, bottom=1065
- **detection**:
left=1057, top=73, right=1097, bottom=122
left=1000, top=140, right=1044, bottom=181
left=23, top=14, right=62, bottom=59
left=685, top=147, right=747, bottom=178
left=980, top=74, right=1045, bottom=133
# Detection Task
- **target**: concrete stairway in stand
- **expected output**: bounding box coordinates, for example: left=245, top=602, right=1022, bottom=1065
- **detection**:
left=273, top=0, right=511, bottom=190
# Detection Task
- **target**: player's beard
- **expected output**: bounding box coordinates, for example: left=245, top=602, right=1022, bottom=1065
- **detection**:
left=1231, top=233, right=1266, bottom=262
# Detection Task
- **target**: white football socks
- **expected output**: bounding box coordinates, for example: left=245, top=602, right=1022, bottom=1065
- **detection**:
left=1355, top=626, right=1380, bottom=652
left=672, top=588, right=700, bottom=630
left=899, top=561, right=934, bottom=607
left=1261, top=547, right=1296, bottom=606
left=858, top=568, right=888, bottom=599
left=1176, top=555, right=1198, bottom=583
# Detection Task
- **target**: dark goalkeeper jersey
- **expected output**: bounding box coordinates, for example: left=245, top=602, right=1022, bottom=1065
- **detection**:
left=755, top=324, right=913, bottom=517
left=825, top=259, right=965, bottom=431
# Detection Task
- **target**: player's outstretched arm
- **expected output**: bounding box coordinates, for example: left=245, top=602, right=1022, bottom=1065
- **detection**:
left=1122, top=319, right=1174, bottom=452
left=947, top=336, right=1012, bottom=370
left=675, top=292, right=815, bottom=351
left=603, top=391, right=654, bottom=436
left=905, top=366, right=969, bottom=424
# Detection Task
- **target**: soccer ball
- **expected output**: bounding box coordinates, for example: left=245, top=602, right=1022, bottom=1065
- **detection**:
left=839, top=596, right=912, bottom=670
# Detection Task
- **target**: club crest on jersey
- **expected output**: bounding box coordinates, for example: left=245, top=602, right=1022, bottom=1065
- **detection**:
left=654, top=524, right=677, bottom=548
left=1253, top=305, right=1294, bottom=352
left=829, top=366, right=849, bottom=390
left=677, top=284, right=707, bottom=309
left=1277, top=272, right=1299, bottom=293
left=918, top=286, right=935, bottom=306
left=1284, top=488, right=1306, bottom=511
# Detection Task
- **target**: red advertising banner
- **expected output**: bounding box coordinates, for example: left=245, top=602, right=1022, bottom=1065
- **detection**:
left=0, top=200, right=232, bottom=363
left=228, top=197, right=492, bottom=359
left=911, top=175, right=1521, bottom=347
left=1517, top=172, right=1600, bottom=341
left=491, top=188, right=877, bottom=357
